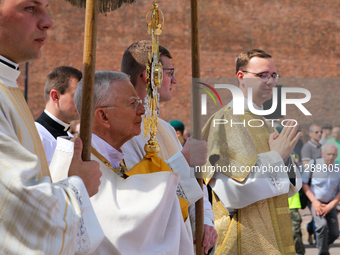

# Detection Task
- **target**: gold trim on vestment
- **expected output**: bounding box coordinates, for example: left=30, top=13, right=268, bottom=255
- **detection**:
left=268, top=197, right=285, bottom=254
left=276, top=207, right=291, bottom=215
left=204, top=106, right=296, bottom=254
left=59, top=195, right=69, bottom=255
left=90, top=146, right=127, bottom=178
left=237, top=209, right=241, bottom=255
left=0, top=83, right=50, bottom=178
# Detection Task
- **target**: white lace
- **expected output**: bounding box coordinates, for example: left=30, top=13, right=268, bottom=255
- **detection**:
left=59, top=180, right=91, bottom=253
left=258, top=153, right=283, bottom=195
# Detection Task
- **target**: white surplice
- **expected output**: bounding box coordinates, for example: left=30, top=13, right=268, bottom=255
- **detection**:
left=50, top=135, right=194, bottom=255
left=121, top=118, right=215, bottom=239
left=0, top=59, right=103, bottom=254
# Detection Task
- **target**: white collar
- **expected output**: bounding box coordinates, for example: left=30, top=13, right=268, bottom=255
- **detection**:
left=92, top=133, right=124, bottom=168
left=227, top=98, right=264, bottom=111
left=0, top=55, right=19, bottom=70
left=44, top=109, right=70, bottom=131
left=0, top=55, right=21, bottom=85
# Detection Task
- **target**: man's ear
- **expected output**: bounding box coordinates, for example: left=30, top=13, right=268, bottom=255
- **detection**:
left=94, top=108, right=110, bottom=129
left=141, top=70, right=147, bottom=83
left=236, top=70, right=244, bottom=87
left=176, top=130, right=181, bottom=138
left=50, top=89, right=60, bottom=103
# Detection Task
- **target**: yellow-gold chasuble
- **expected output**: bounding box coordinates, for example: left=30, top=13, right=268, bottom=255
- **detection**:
left=202, top=106, right=295, bottom=255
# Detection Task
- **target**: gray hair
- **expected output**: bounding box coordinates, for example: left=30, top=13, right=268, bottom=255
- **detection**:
left=74, top=71, right=130, bottom=115
left=321, top=143, right=337, bottom=153
left=309, top=124, right=321, bottom=132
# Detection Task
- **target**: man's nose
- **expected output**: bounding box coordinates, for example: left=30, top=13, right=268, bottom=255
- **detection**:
left=171, top=75, right=178, bottom=84
left=39, top=11, right=54, bottom=30
left=136, top=102, right=145, bottom=115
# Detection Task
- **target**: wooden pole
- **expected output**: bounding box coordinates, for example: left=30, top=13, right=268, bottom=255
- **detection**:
left=79, top=0, right=98, bottom=161
left=191, top=0, right=204, bottom=254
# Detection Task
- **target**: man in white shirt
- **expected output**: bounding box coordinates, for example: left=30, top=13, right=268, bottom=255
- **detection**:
left=35, top=66, right=82, bottom=164
left=0, top=0, right=103, bottom=254
left=302, top=143, right=340, bottom=255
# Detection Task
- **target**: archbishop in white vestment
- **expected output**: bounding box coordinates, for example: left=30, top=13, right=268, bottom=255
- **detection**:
left=51, top=70, right=195, bottom=255
left=51, top=134, right=194, bottom=255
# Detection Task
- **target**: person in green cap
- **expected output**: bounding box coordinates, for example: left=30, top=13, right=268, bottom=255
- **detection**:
left=169, top=120, right=187, bottom=146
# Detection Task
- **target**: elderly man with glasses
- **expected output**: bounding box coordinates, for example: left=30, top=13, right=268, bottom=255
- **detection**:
left=202, top=49, right=302, bottom=254
left=50, top=71, right=195, bottom=254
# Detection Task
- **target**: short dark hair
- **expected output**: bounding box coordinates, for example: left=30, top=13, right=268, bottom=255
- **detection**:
left=121, top=40, right=172, bottom=87
left=322, top=125, right=332, bottom=130
left=236, top=49, right=272, bottom=74
left=44, top=66, right=82, bottom=102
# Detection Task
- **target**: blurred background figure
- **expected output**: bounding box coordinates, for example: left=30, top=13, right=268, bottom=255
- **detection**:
left=320, top=125, right=332, bottom=145
left=169, top=120, right=187, bottom=146
left=302, top=143, right=340, bottom=255
left=69, top=120, right=80, bottom=136
left=327, top=126, right=340, bottom=164
left=35, top=66, right=82, bottom=165
left=301, top=124, right=323, bottom=245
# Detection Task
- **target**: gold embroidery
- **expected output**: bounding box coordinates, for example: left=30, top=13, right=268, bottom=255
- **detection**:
left=91, top=146, right=126, bottom=177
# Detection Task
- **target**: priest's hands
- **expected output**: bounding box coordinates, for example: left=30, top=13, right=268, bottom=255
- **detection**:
left=181, top=137, right=208, bottom=167
left=193, top=224, right=218, bottom=254
left=203, top=224, right=218, bottom=254
left=269, top=120, right=301, bottom=163
left=68, top=137, right=102, bottom=197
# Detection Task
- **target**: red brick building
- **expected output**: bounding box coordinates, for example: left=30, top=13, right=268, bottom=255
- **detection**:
left=18, top=0, right=340, bottom=140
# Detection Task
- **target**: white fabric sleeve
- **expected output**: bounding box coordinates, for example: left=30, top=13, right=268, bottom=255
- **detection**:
left=210, top=150, right=302, bottom=209
left=166, top=151, right=203, bottom=204
left=35, top=122, right=57, bottom=165
left=189, top=184, right=215, bottom=238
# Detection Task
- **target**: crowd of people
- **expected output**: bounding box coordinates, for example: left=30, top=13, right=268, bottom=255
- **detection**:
left=0, top=1, right=339, bottom=255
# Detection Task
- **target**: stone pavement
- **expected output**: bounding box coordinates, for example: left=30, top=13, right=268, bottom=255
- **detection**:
left=300, top=207, right=340, bottom=255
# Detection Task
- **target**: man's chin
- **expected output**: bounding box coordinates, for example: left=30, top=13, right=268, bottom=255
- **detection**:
left=160, top=95, right=172, bottom=103
left=19, top=51, right=41, bottom=63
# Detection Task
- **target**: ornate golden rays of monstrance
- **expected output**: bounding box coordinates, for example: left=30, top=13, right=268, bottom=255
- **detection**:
left=143, top=2, right=164, bottom=154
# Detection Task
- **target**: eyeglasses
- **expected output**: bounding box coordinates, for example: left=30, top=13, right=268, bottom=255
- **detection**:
left=242, top=70, right=279, bottom=83
left=163, top=68, right=175, bottom=79
left=315, top=131, right=323, bottom=134
left=98, top=98, right=142, bottom=111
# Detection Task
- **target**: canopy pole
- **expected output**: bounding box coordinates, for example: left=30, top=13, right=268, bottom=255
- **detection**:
left=191, top=0, right=204, bottom=254
left=79, top=0, right=98, bottom=161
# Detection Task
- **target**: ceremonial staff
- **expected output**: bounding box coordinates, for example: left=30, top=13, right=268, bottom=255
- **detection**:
left=64, top=0, right=135, bottom=161
left=191, top=0, right=204, bottom=254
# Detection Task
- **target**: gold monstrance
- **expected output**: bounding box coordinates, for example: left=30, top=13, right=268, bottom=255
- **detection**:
left=126, top=2, right=189, bottom=222
left=143, top=2, right=164, bottom=154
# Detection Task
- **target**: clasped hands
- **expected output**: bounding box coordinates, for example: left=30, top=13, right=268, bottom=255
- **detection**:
left=269, top=120, right=301, bottom=163
left=312, top=200, right=332, bottom=217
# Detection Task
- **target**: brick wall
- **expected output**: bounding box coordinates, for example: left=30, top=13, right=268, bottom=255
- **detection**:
left=18, top=0, right=340, bottom=138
